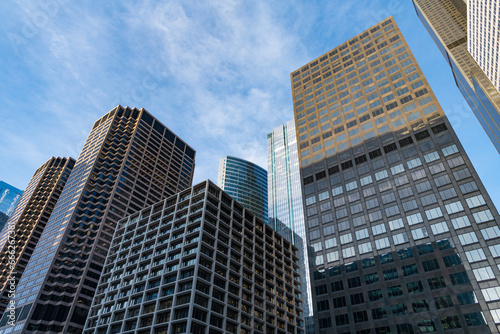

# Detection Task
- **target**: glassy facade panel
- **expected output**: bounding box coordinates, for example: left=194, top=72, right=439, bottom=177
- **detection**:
left=268, top=120, right=313, bottom=321
left=217, top=156, right=268, bottom=222
left=0, top=181, right=23, bottom=217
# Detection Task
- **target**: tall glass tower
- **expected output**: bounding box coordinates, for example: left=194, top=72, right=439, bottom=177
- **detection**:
left=0, top=106, right=195, bottom=333
left=268, top=120, right=313, bottom=322
left=413, top=0, right=500, bottom=153
left=0, top=182, right=23, bottom=217
left=292, top=17, right=500, bottom=333
left=217, top=156, right=268, bottom=222
left=0, top=157, right=75, bottom=317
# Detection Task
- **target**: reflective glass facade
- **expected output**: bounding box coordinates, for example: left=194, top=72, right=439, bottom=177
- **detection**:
left=0, top=181, right=23, bottom=217
left=0, top=106, right=195, bottom=333
left=292, top=17, right=500, bottom=333
left=268, top=121, right=313, bottom=321
left=84, top=180, right=304, bottom=334
left=413, top=0, right=500, bottom=153
left=0, top=157, right=75, bottom=317
left=217, top=156, right=268, bottom=222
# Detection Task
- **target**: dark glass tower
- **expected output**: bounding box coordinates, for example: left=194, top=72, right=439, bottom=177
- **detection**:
left=0, top=157, right=75, bottom=316
left=84, top=180, right=304, bottom=334
left=217, top=156, right=268, bottom=222
left=292, top=17, right=500, bottom=333
left=0, top=106, right=195, bottom=333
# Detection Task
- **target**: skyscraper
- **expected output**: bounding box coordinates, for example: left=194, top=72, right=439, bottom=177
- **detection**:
left=0, top=106, right=195, bottom=333
left=413, top=0, right=500, bottom=153
left=468, top=0, right=500, bottom=93
left=217, top=156, right=268, bottom=222
left=267, top=120, right=313, bottom=321
left=292, top=17, right=500, bottom=333
left=84, top=180, right=304, bottom=334
left=0, top=157, right=75, bottom=317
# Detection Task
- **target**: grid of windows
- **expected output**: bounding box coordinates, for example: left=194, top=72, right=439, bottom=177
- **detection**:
left=83, top=181, right=304, bottom=334
left=294, top=17, right=500, bottom=333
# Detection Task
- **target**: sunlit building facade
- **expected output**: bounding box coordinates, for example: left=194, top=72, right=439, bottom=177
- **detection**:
left=468, top=0, right=500, bottom=93
left=292, top=17, right=500, bottom=333
left=84, top=180, right=304, bottom=334
left=217, top=156, right=268, bottom=222
left=413, top=0, right=500, bottom=153
left=0, top=157, right=75, bottom=317
left=268, top=120, right=313, bottom=323
left=0, top=106, right=195, bottom=333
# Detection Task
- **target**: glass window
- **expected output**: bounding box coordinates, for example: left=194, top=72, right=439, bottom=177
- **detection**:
left=458, top=232, right=479, bottom=245
left=473, top=267, right=495, bottom=281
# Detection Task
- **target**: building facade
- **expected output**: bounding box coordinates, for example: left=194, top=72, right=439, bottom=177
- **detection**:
left=292, top=17, right=500, bottom=333
left=84, top=180, right=304, bottom=334
left=0, top=106, right=195, bottom=333
left=0, top=157, right=75, bottom=316
left=217, top=156, right=268, bottom=222
left=0, top=181, right=23, bottom=218
left=267, top=121, right=313, bottom=321
left=413, top=0, right=500, bottom=153
left=468, top=0, right=500, bottom=93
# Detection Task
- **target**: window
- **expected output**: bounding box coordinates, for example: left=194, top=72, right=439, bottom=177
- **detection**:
left=473, top=210, right=494, bottom=223
left=445, top=201, right=464, bottom=214
left=368, top=289, right=383, bottom=301
left=481, top=226, right=500, bottom=240
left=387, top=285, right=403, bottom=297
left=431, top=222, right=449, bottom=235
left=458, top=232, right=478, bottom=245
left=371, top=224, right=386, bottom=235
left=422, top=259, right=440, bottom=272
left=425, top=207, right=443, bottom=220
left=473, top=267, right=495, bottom=281
left=451, top=215, right=470, bottom=229
left=466, top=195, right=486, bottom=208
left=393, top=232, right=408, bottom=245
left=450, top=271, right=470, bottom=286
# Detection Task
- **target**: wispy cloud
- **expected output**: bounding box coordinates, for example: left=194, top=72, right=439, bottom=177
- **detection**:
left=1, top=0, right=499, bottom=208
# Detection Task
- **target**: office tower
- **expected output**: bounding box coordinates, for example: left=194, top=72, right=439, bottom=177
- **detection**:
left=217, top=156, right=268, bottom=222
left=0, top=181, right=23, bottom=228
left=268, top=121, right=313, bottom=321
left=413, top=0, right=500, bottom=153
left=468, top=0, right=500, bottom=93
left=292, top=17, right=500, bottom=333
left=84, top=180, right=304, bottom=334
left=0, top=106, right=195, bottom=334
left=0, top=157, right=75, bottom=316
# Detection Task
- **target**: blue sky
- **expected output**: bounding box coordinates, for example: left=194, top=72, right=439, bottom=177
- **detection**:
left=1, top=0, right=499, bottom=207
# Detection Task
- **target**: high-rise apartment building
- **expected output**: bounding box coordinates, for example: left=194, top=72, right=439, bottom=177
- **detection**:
left=84, top=180, right=304, bottom=334
left=268, top=121, right=313, bottom=321
left=292, top=17, right=500, bottom=333
left=217, top=156, right=268, bottom=222
left=413, top=0, right=500, bottom=153
left=0, top=106, right=195, bottom=333
left=468, top=0, right=500, bottom=93
left=0, top=157, right=75, bottom=316
left=0, top=181, right=23, bottom=229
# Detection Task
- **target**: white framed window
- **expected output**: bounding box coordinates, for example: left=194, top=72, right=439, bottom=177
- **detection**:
left=430, top=222, right=449, bottom=235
